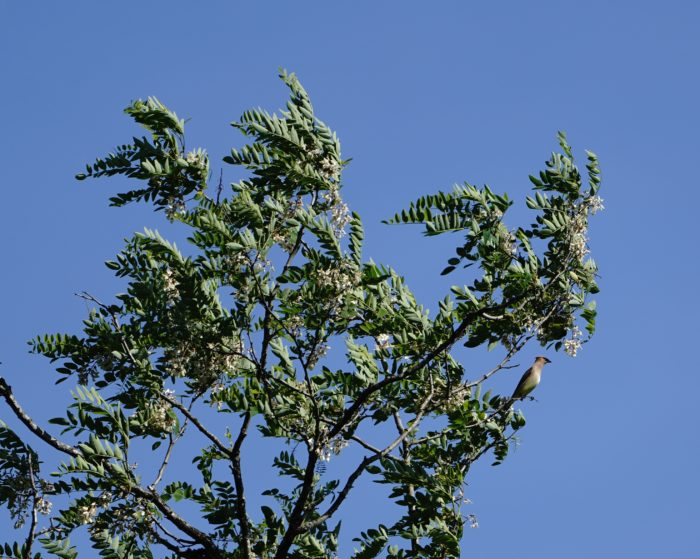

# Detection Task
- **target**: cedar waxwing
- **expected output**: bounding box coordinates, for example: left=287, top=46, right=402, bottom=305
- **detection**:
left=511, top=356, right=551, bottom=400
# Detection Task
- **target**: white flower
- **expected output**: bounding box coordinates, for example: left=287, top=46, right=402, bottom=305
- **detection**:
left=375, top=333, right=391, bottom=351
left=320, top=156, right=341, bottom=180
left=571, top=212, right=587, bottom=235
left=286, top=314, right=304, bottom=337
left=330, top=198, right=351, bottom=237
left=37, top=498, right=52, bottom=515
left=316, top=264, right=358, bottom=293
left=162, top=268, right=180, bottom=303
left=330, top=436, right=348, bottom=455
left=317, top=436, right=348, bottom=462
left=185, top=149, right=207, bottom=167
left=570, top=232, right=589, bottom=260
left=588, top=195, right=605, bottom=214
left=308, top=342, right=330, bottom=369
left=564, top=338, right=581, bottom=357
left=165, top=197, right=186, bottom=221
left=78, top=502, right=98, bottom=524
left=149, top=403, right=176, bottom=432
left=502, top=231, right=517, bottom=256
left=564, top=325, right=583, bottom=357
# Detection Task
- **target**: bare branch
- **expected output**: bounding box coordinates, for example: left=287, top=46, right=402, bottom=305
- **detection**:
left=231, top=412, right=252, bottom=559
left=150, top=423, right=185, bottom=491
left=0, top=377, right=80, bottom=457
left=158, top=392, right=230, bottom=455
left=129, top=484, right=223, bottom=558
left=273, top=444, right=320, bottom=559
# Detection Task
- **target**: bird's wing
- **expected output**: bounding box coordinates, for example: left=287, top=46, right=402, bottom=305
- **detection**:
left=512, top=367, right=535, bottom=398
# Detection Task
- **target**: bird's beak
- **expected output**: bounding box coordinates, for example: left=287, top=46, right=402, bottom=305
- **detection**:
left=544, top=357, right=552, bottom=364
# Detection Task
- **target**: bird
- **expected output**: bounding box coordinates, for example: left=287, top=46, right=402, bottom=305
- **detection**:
left=511, top=356, right=551, bottom=400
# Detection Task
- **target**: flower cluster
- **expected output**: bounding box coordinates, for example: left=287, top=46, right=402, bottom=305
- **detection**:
left=145, top=393, right=177, bottom=433
left=317, top=436, right=349, bottom=462
left=36, top=497, right=52, bottom=515
left=78, top=502, right=99, bottom=525
left=374, top=333, right=391, bottom=351
left=315, top=261, right=359, bottom=294
left=569, top=232, right=589, bottom=260
left=164, top=196, right=186, bottom=221
left=210, top=381, right=227, bottom=410
left=523, top=316, right=545, bottom=337
left=587, top=195, right=605, bottom=215
left=567, top=206, right=590, bottom=261
left=564, top=325, right=583, bottom=357
left=501, top=230, right=518, bottom=257
left=164, top=336, right=244, bottom=383
left=320, top=156, right=341, bottom=181
left=164, top=345, right=190, bottom=378
left=330, top=199, right=351, bottom=236
left=567, top=195, right=604, bottom=262
left=322, top=189, right=351, bottom=237
left=304, top=143, right=342, bottom=181
left=162, top=268, right=180, bottom=304
left=444, top=387, right=468, bottom=411
left=223, top=252, right=247, bottom=271
left=284, top=314, right=304, bottom=338
left=307, top=342, right=330, bottom=369
left=185, top=149, right=208, bottom=169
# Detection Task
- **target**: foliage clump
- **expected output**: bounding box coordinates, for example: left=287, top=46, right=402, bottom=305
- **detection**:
left=0, top=71, right=601, bottom=559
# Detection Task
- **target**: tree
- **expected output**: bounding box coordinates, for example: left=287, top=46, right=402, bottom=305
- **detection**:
left=0, top=71, right=602, bottom=559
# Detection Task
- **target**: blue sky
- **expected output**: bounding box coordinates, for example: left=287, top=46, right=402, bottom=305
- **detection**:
left=1, top=1, right=699, bottom=557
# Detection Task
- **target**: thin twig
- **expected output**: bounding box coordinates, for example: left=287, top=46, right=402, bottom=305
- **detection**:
left=151, top=515, right=197, bottom=547
left=23, top=454, right=38, bottom=559
left=0, top=378, right=80, bottom=457
left=129, top=484, right=223, bottom=558
left=150, top=418, right=187, bottom=491
left=158, top=392, right=230, bottom=455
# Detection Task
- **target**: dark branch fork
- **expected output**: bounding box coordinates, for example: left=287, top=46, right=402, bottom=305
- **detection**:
left=0, top=377, right=224, bottom=558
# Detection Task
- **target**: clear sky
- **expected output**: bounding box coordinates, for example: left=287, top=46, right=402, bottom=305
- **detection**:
left=1, top=1, right=699, bottom=557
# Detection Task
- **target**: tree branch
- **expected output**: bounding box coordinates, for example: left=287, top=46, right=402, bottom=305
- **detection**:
left=158, top=392, right=230, bottom=455
left=150, top=425, right=184, bottom=491
left=273, top=445, right=320, bottom=559
left=129, top=484, right=223, bottom=558
left=23, top=454, right=38, bottom=559
left=300, top=388, right=435, bottom=533
left=231, top=412, right=252, bottom=559
left=0, top=377, right=80, bottom=458
left=393, top=412, right=417, bottom=553
left=0, top=376, right=222, bottom=558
